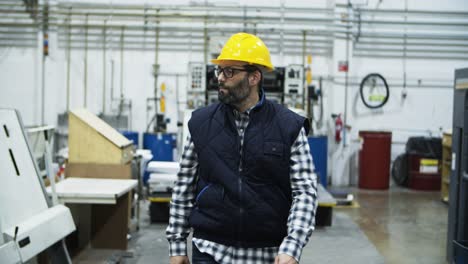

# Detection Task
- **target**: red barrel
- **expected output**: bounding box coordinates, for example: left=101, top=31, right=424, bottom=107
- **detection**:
left=359, top=131, right=392, bottom=189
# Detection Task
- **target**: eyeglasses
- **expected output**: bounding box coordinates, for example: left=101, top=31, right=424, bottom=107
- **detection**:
left=215, top=66, right=251, bottom=78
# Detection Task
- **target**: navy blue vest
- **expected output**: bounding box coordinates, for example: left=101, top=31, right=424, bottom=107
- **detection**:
left=188, top=99, right=309, bottom=247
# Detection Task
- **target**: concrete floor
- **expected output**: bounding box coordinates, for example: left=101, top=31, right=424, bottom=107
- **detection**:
left=72, top=186, right=449, bottom=264
left=336, top=186, right=448, bottom=264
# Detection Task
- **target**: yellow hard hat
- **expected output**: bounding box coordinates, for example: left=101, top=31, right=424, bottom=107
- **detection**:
left=211, top=32, right=274, bottom=71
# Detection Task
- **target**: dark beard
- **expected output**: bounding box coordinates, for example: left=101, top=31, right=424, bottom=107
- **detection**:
left=218, top=76, right=250, bottom=105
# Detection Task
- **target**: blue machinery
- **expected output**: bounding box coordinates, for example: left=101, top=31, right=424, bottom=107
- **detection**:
left=143, top=133, right=176, bottom=162
left=142, top=133, right=177, bottom=184
left=308, top=136, right=328, bottom=188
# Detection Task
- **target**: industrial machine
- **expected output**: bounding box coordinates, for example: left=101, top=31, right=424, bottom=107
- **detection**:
left=187, top=62, right=207, bottom=109
left=263, top=66, right=285, bottom=104
left=206, top=64, right=219, bottom=105
left=447, top=67, right=468, bottom=263
left=0, top=109, right=75, bottom=264
left=284, top=64, right=305, bottom=109
left=206, top=64, right=286, bottom=105
left=189, top=63, right=305, bottom=111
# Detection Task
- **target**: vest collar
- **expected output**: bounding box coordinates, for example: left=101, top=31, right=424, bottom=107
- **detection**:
left=231, top=88, right=266, bottom=117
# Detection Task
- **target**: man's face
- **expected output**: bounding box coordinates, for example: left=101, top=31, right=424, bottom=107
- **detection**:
left=217, top=61, right=251, bottom=106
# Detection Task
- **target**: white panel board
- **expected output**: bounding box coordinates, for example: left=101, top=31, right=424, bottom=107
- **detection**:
left=3, top=205, right=75, bottom=262
left=0, top=109, right=49, bottom=231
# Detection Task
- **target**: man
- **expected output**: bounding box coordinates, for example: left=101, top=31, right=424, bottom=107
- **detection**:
left=167, top=32, right=318, bottom=264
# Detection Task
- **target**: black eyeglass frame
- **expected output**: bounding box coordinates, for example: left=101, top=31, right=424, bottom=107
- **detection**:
left=215, top=66, right=258, bottom=78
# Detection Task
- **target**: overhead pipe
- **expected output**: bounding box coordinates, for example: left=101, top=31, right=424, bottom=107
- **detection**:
left=53, top=29, right=335, bottom=43
left=51, top=10, right=335, bottom=26
left=333, top=80, right=452, bottom=90
left=56, top=45, right=333, bottom=57
left=54, top=33, right=332, bottom=47
left=353, top=40, right=468, bottom=48
left=279, top=0, right=285, bottom=65
left=4, top=3, right=468, bottom=30
left=54, top=33, right=334, bottom=47
left=203, top=16, right=207, bottom=65
left=3, top=1, right=468, bottom=61
left=150, top=9, right=160, bottom=132
left=47, top=8, right=468, bottom=28
left=339, top=18, right=468, bottom=27
left=343, top=1, right=351, bottom=148
left=56, top=42, right=333, bottom=56
left=8, top=21, right=342, bottom=36
left=55, top=34, right=333, bottom=49
left=353, top=46, right=468, bottom=54
left=65, top=7, right=71, bottom=110
left=400, top=0, right=408, bottom=100
left=50, top=23, right=464, bottom=46
left=335, top=32, right=468, bottom=42
left=41, top=1, right=49, bottom=125
left=352, top=52, right=468, bottom=61
left=51, top=22, right=340, bottom=35
left=119, top=26, right=125, bottom=115
left=0, top=28, right=39, bottom=34
left=55, top=2, right=334, bottom=14
left=110, top=59, right=115, bottom=102
left=54, top=27, right=335, bottom=40
left=336, top=4, right=468, bottom=17
left=0, top=42, right=36, bottom=47
left=54, top=38, right=464, bottom=56
left=203, top=16, right=208, bottom=104
left=101, top=19, right=107, bottom=114
left=83, top=13, right=88, bottom=108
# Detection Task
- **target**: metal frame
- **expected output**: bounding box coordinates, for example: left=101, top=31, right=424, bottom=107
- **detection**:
left=447, top=68, right=468, bottom=262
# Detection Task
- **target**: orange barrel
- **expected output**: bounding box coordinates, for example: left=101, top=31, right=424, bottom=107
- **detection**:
left=359, top=131, right=392, bottom=189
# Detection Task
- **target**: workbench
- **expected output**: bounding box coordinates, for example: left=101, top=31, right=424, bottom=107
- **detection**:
left=47, top=178, right=137, bottom=250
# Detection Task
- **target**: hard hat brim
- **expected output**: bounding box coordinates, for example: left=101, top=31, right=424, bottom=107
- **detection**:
left=211, top=59, right=274, bottom=72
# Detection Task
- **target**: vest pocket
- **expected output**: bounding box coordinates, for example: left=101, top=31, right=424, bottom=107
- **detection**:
left=195, top=184, right=212, bottom=203
left=263, top=141, right=284, bottom=158
left=195, top=184, right=226, bottom=209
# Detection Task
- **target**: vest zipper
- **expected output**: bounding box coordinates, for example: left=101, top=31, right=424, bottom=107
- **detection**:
left=238, top=134, right=243, bottom=246
left=238, top=175, right=243, bottom=246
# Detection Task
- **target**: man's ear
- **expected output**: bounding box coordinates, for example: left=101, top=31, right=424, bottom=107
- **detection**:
left=249, top=71, right=261, bottom=86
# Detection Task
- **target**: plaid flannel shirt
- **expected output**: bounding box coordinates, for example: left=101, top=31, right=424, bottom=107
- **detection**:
left=166, top=106, right=318, bottom=263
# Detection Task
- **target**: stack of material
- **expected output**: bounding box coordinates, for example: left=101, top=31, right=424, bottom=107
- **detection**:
left=146, top=161, right=179, bottom=223
left=147, top=161, right=179, bottom=192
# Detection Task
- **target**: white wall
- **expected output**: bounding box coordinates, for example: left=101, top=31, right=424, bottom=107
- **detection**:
left=0, top=0, right=467, bottom=157
left=330, top=0, right=467, bottom=165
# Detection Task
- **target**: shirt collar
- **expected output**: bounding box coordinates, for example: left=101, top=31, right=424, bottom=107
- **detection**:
left=232, top=89, right=265, bottom=116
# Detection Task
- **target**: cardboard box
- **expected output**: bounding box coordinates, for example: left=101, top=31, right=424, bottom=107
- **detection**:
left=66, top=163, right=132, bottom=180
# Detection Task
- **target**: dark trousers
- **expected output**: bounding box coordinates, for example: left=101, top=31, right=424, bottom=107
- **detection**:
left=192, top=243, right=218, bottom=264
